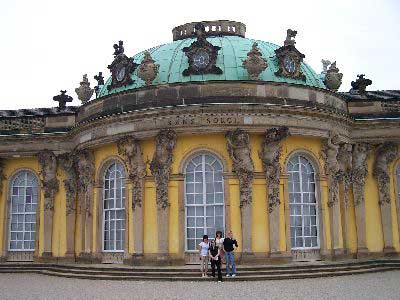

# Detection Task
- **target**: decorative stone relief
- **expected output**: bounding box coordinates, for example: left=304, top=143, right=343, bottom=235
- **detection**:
left=373, top=142, right=398, bottom=205
left=349, top=74, right=372, bottom=95
left=352, top=143, right=373, bottom=206
left=37, top=150, right=59, bottom=210
left=337, top=143, right=353, bottom=206
left=75, top=74, right=94, bottom=104
left=58, top=152, right=78, bottom=215
left=226, top=128, right=254, bottom=207
left=324, top=62, right=343, bottom=91
left=242, top=42, right=268, bottom=80
left=137, top=51, right=159, bottom=86
left=182, top=23, right=223, bottom=76
left=117, top=136, right=147, bottom=210
left=320, top=131, right=341, bottom=207
left=259, top=127, right=290, bottom=213
left=107, top=41, right=138, bottom=91
left=275, top=29, right=306, bottom=81
left=0, top=117, right=45, bottom=132
left=75, top=149, right=95, bottom=214
left=150, top=129, right=177, bottom=210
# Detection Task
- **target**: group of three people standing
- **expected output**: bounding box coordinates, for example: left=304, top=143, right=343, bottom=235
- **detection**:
left=198, top=230, right=238, bottom=282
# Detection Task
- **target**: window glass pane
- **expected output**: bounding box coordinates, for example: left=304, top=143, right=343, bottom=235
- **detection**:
left=288, top=155, right=319, bottom=250
left=185, top=153, right=225, bottom=251
left=102, top=162, right=125, bottom=252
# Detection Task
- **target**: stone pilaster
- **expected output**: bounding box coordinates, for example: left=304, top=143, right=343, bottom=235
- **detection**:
left=37, top=150, right=59, bottom=260
left=373, top=142, right=398, bottom=255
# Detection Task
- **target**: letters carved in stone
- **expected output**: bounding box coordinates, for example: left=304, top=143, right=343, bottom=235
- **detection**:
left=150, top=129, right=177, bottom=210
left=320, top=131, right=341, bottom=207
left=226, top=128, right=254, bottom=208
left=352, top=143, right=373, bottom=206
left=259, top=127, right=290, bottom=213
left=75, top=149, right=95, bottom=214
left=373, top=142, right=398, bottom=205
left=117, top=136, right=147, bottom=210
left=37, top=150, right=59, bottom=211
left=58, top=152, right=78, bottom=215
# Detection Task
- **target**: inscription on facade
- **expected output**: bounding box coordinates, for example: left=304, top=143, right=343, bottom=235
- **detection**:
left=163, top=115, right=240, bottom=127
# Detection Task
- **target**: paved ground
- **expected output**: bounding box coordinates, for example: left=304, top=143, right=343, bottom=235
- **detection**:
left=0, top=271, right=400, bottom=300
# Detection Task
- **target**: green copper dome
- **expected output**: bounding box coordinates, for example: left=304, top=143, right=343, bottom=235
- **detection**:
left=98, top=35, right=325, bottom=98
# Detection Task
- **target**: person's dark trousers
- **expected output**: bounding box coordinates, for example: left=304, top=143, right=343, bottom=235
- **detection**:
left=211, top=259, right=222, bottom=281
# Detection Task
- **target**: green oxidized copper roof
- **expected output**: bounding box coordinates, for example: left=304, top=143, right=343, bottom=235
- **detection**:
left=98, top=36, right=326, bottom=97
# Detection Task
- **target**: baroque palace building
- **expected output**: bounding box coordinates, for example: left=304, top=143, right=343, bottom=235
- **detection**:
left=0, top=20, right=399, bottom=265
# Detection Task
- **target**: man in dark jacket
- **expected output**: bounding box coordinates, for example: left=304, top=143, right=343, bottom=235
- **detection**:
left=223, top=230, right=238, bottom=277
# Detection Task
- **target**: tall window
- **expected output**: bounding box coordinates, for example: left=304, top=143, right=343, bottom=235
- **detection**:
left=9, top=171, right=38, bottom=251
left=103, top=162, right=125, bottom=252
left=185, top=153, right=224, bottom=251
left=288, top=154, right=319, bottom=249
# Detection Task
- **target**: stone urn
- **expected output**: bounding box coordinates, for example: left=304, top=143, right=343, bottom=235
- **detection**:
left=324, top=62, right=343, bottom=91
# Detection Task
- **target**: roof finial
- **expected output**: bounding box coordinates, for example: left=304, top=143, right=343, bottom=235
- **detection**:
left=350, top=74, right=372, bottom=95
left=113, top=41, right=124, bottom=57
left=284, top=29, right=297, bottom=46
left=94, top=72, right=105, bottom=98
left=53, top=90, right=73, bottom=109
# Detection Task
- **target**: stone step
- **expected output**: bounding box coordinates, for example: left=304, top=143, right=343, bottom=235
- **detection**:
left=35, top=266, right=398, bottom=281
left=0, top=260, right=399, bottom=280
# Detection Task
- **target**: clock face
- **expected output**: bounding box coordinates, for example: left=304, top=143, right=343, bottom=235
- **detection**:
left=283, top=55, right=296, bottom=74
left=116, top=66, right=126, bottom=81
left=192, top=49, right=210, bottom=70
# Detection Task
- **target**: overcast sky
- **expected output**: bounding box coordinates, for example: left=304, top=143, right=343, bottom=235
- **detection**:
left=0, top=0, right=399, bottom=110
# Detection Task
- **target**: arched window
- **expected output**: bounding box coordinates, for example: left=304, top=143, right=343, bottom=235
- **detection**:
left=185, top=153, right=224, bottom=251
left=9, top=170, right=38, bottom=251
left=287, top=154, right=319, bottom=249
left=103, top=162, right=125, bottom=252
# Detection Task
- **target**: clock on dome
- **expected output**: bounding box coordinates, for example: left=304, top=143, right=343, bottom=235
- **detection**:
left=274, top=29, right=306, bottom=81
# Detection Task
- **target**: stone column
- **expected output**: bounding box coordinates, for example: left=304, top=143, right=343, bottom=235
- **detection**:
left=150, top=129, right=177, bottom=262
left=117, top=136, right=147, bottom=262
left=131, top=182, right=144, bottom=257
left=38, top=150, right=59, bottom=259
left=320, top=132, right=344, bottom=257
left=259, top=127, right=289, bottom=258
left=352, top=143, right=373, bottom=257
left=75, top=149, right=95, bottom=262
left=57, top=152, right=77, bottom=260
left=373, top=142, right=398, bottom=255
left=226, top=129, right=255, bottom=259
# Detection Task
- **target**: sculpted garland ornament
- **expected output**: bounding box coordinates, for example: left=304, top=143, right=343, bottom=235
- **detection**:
left=38, top=150, right=59, bottom=211
left=259, top=127, right=290, bottom=213
left=182, top=23, right=222, bottom=76
left=226, top=128, right=254, bottom=208
left=107, top=41, right=138, bottom=91
left=150, top=129, right=177, bottom=210
left=57, top=152, right=78, bottom=215
left=242, top=42, right=268, bottom=80
left=117, top=136, right=147, bottom=210
left=373, top=142, right=398, bottom=205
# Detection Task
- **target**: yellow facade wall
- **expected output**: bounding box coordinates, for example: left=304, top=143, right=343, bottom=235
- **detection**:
left=0, top=136, right=399, bottom=260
